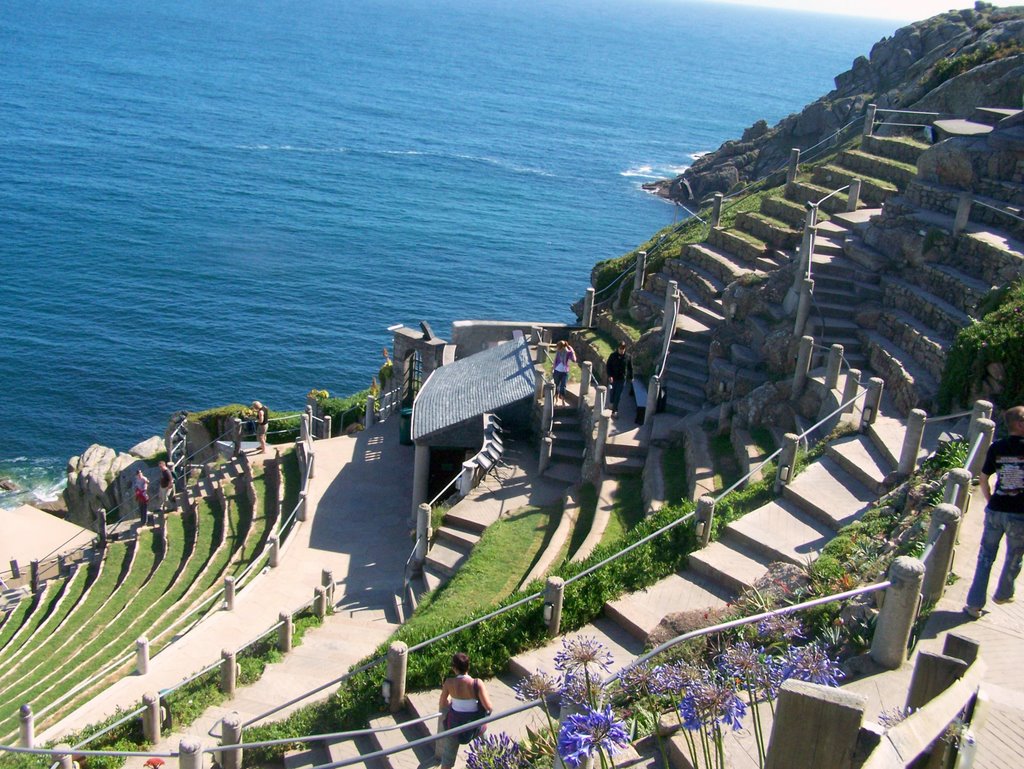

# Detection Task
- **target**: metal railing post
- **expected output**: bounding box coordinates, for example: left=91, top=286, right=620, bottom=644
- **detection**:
left=179, top=738, right=203, bottom=769
left=386, top=642, right=409, bottom=714
left=221, top=714, right=243, bottom=769
left=696, top=495, right=715, bottom=548
left=18, top=704, right=34, bottom=748
left=860, top=377, right=884, bottom=429
left=863, top=103, right=877, bottom=137
left=841, top=368, right=861, bottom=414
left=922, top=504, right=961, bottom=604
left=582, top=287, right=595, bottom=327
left=871, top=556, right=925, bottom=669
left=846, top=178, right=861, bottom=212
left=824, top=343, right=844, bottom=391
left=544, top=576, right=565, bottom=638
left=775, top=433, right=799, bottom=494
left=897, top=409, right=927, bottom=477
left=633, top=250, right=647, bottom=293
left=786, top=148, right=800, bottom=185
left=792, top=335, right=814, bottom=395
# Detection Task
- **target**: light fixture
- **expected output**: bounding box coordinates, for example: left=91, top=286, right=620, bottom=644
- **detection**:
left=863, top=406, right=874, bottom=423
left=695, top=520, right=705, bottom=539
left=543, top=602, right=554, bottom=623
left=381, top=679, right=392, bottom=704
left=780, top=466, right=790, bottom=482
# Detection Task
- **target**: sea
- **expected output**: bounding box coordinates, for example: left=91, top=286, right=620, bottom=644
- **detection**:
left=0, top=0, right=897, bottom=507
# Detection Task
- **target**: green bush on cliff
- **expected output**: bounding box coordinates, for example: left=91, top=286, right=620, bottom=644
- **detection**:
left=939, top=280, right=1024, bottom=412
left=929, top=39, right=1024, bottom=88
left=189, top=404, right=301, bottom=444
left=315, top=388, right=371, bottom=435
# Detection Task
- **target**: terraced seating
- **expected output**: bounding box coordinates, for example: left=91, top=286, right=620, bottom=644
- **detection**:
left=0, top=454, right=267, bottom=740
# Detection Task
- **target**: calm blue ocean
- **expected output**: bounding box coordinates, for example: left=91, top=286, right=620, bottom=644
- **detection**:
left=0, top=0, right=894, bottom=504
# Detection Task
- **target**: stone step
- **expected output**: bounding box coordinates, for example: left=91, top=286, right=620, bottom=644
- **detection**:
left=632, top=288, right=662, bottom=317
left=509, top=617, right=646, bottom=680
left=425, top=539, right=470, bottom=578
left=543, top=461, right=582, bottom=484
left=687, top=242, right=760, bottom=284
left=422, top=564, right=446, bottom=594
left=761, top=195, right=813, bottom=229
left=812, top=164, right=898, bottom=207
left=829, top=207, right=883, bottom=233
left=603, top=570, right=732, bottom=641
left=782, top=457, right=877, bottom=530
left=811, top=251, right=881, bottom=283
left=735, top=211, right=802, bottom=250
left=368, top=711, right=436, bottom=769
left=860, top=134, right=930, bottom=165
left=786, top=179, right=850, bottom=215
left=838, top=148, right=917, bottom=189
left=666, top=261, right=727, bottom=305
left=725, top=498, right=837, bottom=567
left=825, top=433, right=895, bottom=495
left=326, top=735, right=378, bottom=769
left=875, top=308, right=952, bottom=382
left=552, top=428, right=585, bottom=446
left=867, top=413, right=909, bottom=470
left=686, top=540, right=772, bottom=596
left=957, top=228, right=1024, bottom=287
left=604, top=455, right=645, bottom=475
left=914, top=262, right=992, bottom=318
left=284, top=743, right=330, bottom=769
left=552, top=442, right=585, bottom=461
left=879, top=275, right=972, bottom=338
left=436, top=525, right=481, bottom=551
left=860, top=329, right=941, bottom=415
left=708, top=226, right=770, bottom=264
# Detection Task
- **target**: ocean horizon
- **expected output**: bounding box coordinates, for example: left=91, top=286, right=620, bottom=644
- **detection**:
left=0, top=0, right=896, bottom=506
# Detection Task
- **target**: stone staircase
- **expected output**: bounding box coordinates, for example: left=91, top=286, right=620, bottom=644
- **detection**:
left=545, top=404, right=586, bottom=484
left=415, top=508, right=484, bottom=597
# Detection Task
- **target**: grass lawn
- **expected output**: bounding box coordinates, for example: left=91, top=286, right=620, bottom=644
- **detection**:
left=402, top=505, right=560, bottom=636
left=567, top=483, right=598, bottom=559
left=662, top=444, right=688, bottom=506
left=600, top=474, right=645, bottom=545
left=709, top=434, right=742, bottom=491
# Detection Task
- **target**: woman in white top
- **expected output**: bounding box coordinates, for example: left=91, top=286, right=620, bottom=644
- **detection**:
left=438, top=652, right=494, bottom=769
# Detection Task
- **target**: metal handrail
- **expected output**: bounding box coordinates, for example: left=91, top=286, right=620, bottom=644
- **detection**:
left=606, top=580, right=891, bottom=686
left=974, top=197, right=1024, bottom=224
left=428, top=473, right=461, bottom=508
left=919, top=523, right=946, bottom=565
left=71, top=705, right=147, bottom=750
left=925, top=409, right=973, bottom=425
left=0, top=746, right=178, bottom=759
left=964, top=430, right=988, bottom=475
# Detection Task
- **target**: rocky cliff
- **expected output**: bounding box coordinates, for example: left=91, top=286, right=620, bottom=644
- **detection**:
left=647, top=2, right=1024, bottom=205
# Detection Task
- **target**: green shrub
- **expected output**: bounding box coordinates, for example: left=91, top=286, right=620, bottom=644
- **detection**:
left=939, top=280, right=1024, bottom=411
left=316, top=389, right=370, bottom=435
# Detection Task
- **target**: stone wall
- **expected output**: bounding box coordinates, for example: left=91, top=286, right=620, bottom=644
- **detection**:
left=879, top=277, right=968, bottom=337
left=861, top=335, right=930, bottom=415
left=874, top=310, right=947, bottom=381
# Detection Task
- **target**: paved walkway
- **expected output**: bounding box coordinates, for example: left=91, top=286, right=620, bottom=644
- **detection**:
left=40, top=419, right=414, bottom=746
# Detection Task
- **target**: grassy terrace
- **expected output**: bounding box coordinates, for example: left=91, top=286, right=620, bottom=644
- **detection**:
left=0, top=543, right=132, bottom=693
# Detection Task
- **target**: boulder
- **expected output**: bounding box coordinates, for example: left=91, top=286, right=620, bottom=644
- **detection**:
left=63, top=444, right=155, bottom=529
left=129, top=436, right=165, bottom=459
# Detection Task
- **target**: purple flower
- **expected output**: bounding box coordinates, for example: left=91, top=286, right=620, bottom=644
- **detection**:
left=649, top=661, right=701, bottom=696
left=467, top=733, right=527, bottom=769
left=554, top=636, right=615, bottom=676
left=514, top=669, right=561, bottom=702
left=561, top=670, right=605, bottom=707
left=781, top=643, right=845, bottom=687
left=677, top=675, right=747, bottom=733
left=619, top=661, right=659, bottom=699
left=718, top=642, right=764, bottom=682
left=757, top=614, right=804, bottom=641
left=556, top=705, right=631, bottom=768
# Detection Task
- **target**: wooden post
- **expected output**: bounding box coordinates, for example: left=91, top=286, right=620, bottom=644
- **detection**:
left=764, top=680, right=866, bottom=769
left=871, top=557, right=925, bottom=670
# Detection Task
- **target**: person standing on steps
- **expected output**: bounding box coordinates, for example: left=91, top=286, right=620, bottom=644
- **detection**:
left=157, top=460, right=174, bottom=512
left=133, top=468, right=150, bottom=527
left=606, top=341, right=630, bottom=416
left=252, top=400, right=269, bottom=453
left=552, top=340, right=576, bottom=406
left=965, top=405, right=1024, bottom=618
left=438, top=652, right=493, bottom=769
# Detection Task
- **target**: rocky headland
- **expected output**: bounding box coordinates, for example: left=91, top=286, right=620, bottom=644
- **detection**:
left=646, top=2, right=1024, bottom=205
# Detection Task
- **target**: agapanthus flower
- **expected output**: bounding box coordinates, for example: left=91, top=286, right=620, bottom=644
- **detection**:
left=677, top=675, right=747, bottom=733
left=514, top=669, right=561, bottom=702
left=561, top=670, right=605, bottom=707
left=717, top=642, right=764, bottom=683
left=781, top=642, right=845, bottom=687
left=467, top=732, right=528, bottom=769
left=556, top=705, right=631, bottom=768
left=757, top=614, right=804, bottom=640
left=649, top=660, right=701, bottom=696
left=554, top=636, right=615, bottom=675
left=619, top=661, right=659, bottom=699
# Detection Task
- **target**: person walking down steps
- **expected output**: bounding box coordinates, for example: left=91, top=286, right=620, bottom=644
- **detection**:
left=965, top=405, right=1024, bottom=618
left=552, top=340, right=576, bottom=406
left=252, top=400, right=269, bottom=453
left=438, top=652, right=493, bottom=769
left=606, top=341, right=631, bottom=417
left=158, top=460, right=174, bottom=512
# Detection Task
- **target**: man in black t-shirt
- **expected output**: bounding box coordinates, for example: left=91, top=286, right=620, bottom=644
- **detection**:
left=965, top=405, right=1024, bottom=617
left=606, top=342, right=630, bottom=416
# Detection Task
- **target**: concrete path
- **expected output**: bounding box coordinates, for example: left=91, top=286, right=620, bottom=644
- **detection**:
left=40, top=419, right=414, bottom=745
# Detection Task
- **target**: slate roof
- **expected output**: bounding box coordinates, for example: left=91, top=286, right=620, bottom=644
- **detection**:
left=411, top=337, right=535, bottom=442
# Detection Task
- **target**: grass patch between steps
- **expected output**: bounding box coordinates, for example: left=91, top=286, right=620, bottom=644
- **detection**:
left=600, top=474, right=645, bottom=545
left=661, top=444, right=688, bottom=506
left=568, top=483, right=598, bottom=557
left=405, top=505, right=560, bottom=634
left=708, top=433, right=742, bottom=491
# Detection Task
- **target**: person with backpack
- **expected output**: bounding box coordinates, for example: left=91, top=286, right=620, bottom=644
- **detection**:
left=438, top=652, right=493, bottom=767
